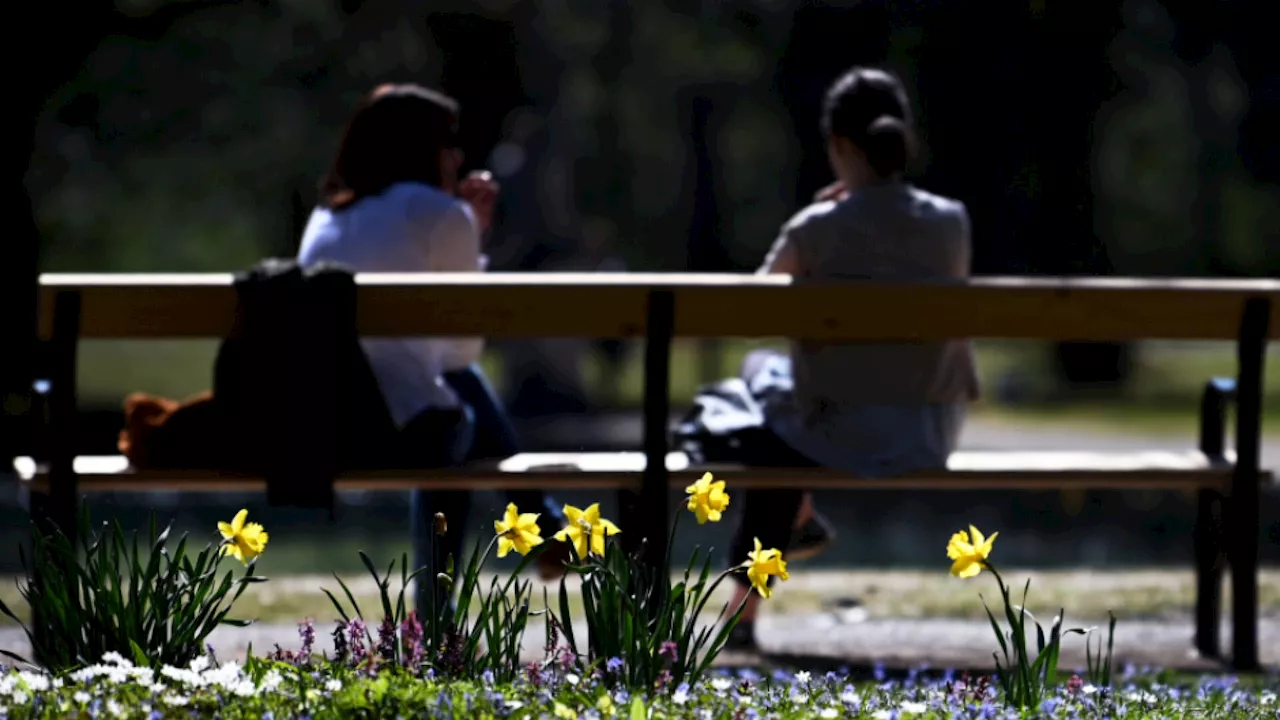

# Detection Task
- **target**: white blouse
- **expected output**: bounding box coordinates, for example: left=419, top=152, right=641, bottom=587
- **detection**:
left=297, top=182, right=485, bottom=427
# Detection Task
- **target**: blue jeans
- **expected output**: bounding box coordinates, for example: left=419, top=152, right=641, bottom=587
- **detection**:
left=406, top=365, right=562, bottom=617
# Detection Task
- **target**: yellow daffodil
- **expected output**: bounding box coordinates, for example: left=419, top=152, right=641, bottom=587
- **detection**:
left=946, top=525, right=998, bottom=578
left=217, top=509, right=268, bottom=565
left=685, top=471, right=730, bottom=524
left=494, top=503, right=543, bottom=558
left=745, top=537, right=789, bottom=598
left=552, top=503, right=620, bottom=558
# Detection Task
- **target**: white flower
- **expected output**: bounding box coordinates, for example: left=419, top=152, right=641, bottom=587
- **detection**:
left=204, top=662, right=245, bottom=691
left=107, top=699, right=125, bottom=717
left=899, top=701, right=927, bottom=715
left=17, top=671, right=50, bottom=692
left=161, top=666, right=203, bottom=686
left=0, top=675, right=15, bottom=696
left=51, top=678, right=64, bottom=689
left=711, top=678, right=732, bottom=692
left=74, top=691, right=92, bottom=704
left=1125, top=690, right=1158, bottom=704
left=259, top=669, right=284, bottom=692
left=506, top=700, right=525, bottom=710
left=1260, top=691, right=1276, bottom=706
left=1082, top=684, right=1099, bottom=695
left=189, top=656, right=210, bottom=674
left=325, top=678, right=343, bottom=693
left=11, top=690, right=30, bottom=705
left=101, top=652, right=131, bottom=667
left=233, top=680, right=256, bottom=697
left=565, top=673, right=581, bottom=687
left=163, top=694, right=190, bottom=707
left=672, top=688, right=689, bottom=705
left=872, top=711, right=891, bottom=720
left=841, top=689, right=861, bottom=706
left=820, top=708, right=840, bottom=719
left=148, top=681, right=167, bottom=694
left=794, top=671, right=811, bottom=684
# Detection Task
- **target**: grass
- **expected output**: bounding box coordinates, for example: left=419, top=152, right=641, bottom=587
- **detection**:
left=74, top=338, right=1280, bottom=436
left=5, top=568, right=1278, bottom=626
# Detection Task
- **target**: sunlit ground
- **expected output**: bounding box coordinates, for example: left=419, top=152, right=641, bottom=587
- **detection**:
left=4, top=568, right=1279, bottom=626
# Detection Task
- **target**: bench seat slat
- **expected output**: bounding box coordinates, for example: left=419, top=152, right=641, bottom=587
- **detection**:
left=13, top=451, right=1265, bottom=494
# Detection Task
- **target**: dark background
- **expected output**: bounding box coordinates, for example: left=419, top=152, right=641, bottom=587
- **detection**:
left=4, top=0, right=1279, bottom=572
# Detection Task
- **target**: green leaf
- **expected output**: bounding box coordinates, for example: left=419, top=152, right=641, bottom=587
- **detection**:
left=629, top=696, right=647, bottom=720
left=129, top=639, right=148, bottom=667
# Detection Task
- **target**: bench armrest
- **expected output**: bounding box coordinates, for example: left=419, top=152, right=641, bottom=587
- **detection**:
left=1199, top=377, right=1237, bottom=461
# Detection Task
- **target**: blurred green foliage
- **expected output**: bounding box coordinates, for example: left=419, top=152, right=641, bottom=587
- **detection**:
left=28, top=0, right=1278, bottom=277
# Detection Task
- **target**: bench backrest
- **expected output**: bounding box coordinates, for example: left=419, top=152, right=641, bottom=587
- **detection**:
left=38, top=273, right=1280, bottom=341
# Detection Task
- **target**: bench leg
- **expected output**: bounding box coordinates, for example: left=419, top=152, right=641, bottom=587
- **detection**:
left=1227, top=296, right=1269, bottom=672
left=619, top=290, right=673, bottom=572
left=1193, top=489, right=1223, bottom=659
left=31, top=290, right=83, bottom=666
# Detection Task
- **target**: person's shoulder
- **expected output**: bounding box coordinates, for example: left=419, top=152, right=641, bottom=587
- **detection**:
left=906, top=185, right=969, bottom=221
left=389, top=181, right=460, bottom=214
left=392, top=182, right=477, bottom=233
left=781, top=199, right=841, bottom=234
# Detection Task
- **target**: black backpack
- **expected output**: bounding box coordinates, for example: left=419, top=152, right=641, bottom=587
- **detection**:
left=212, top=259, right=398, bottom=510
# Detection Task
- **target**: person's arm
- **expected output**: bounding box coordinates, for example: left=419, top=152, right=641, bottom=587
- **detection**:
left=953, top=202, right=973, bottom=278
left=756, top=229, right=801, bottom=276
left=427, top=202, right=486, bottom=369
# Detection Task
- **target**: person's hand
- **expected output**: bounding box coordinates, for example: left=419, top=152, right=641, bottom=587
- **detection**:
left=814, top=180, right=847, bottom=203
left=458, top=170, right=500, bottom=234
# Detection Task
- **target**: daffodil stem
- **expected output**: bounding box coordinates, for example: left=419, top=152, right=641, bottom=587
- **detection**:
left=664, top=509, right=682, bottom=576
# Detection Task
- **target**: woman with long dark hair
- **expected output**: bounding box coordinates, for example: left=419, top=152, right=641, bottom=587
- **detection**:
left=723, top=67, right=980, bottom=651
left=297, top=84, right=569, bottom=608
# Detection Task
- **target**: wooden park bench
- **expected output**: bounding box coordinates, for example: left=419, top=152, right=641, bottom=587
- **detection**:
left=12, top=272, right=1278, bottom=671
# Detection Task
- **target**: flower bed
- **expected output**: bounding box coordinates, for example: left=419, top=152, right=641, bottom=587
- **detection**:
left=2, top=474, right=1278, bottom=718
left=1, top=653, right=1276, bottom=719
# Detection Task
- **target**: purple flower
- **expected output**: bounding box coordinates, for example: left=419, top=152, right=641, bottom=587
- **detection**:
left=376, top=616, right=397, bottom=664
left=658, top=641, right=679, bottom=666
left=558, top=649, right=577, bottom=672
left=298, top=619, right=316, bottom=661
left=346, top=617, right=369, bottom=666
left=606, top=657, right=624, bottom=673
left=401, top=611, right=425, bottom=669
left=331, top=621, right=350, bottom=665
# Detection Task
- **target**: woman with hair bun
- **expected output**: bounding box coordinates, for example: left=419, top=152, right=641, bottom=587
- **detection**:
left=723, top=67, right=981, bottom=651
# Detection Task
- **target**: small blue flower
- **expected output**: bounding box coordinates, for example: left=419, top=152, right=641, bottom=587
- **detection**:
left=606, top=657, right=624, bottom=673
left=481, top=670, right=495, bottom=685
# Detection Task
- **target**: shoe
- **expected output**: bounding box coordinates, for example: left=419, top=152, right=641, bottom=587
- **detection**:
left=722, top=621, right=759, bottom=653
left=787, top=512, right=836, bottom=562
